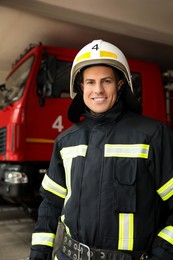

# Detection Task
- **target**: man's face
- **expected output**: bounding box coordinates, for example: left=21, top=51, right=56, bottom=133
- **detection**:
left=81, top=65, right=122, bottom=115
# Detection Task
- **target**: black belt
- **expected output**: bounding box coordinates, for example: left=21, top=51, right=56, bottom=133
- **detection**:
left=61, top=232, right=132, bottom=260
left=56, top=222, right=149, bottom=260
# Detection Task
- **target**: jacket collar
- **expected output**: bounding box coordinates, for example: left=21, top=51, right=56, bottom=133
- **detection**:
left=82, top=100, right=125, bottom=125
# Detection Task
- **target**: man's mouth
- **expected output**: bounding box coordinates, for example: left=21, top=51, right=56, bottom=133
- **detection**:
left=92, top=97, right=106, bottom=101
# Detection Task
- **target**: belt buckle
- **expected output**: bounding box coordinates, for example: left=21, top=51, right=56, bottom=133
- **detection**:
left=78, top=242, right=90, bottom=260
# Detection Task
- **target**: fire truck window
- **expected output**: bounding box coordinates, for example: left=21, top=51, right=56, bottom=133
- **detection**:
left=51, top=60, right=72, bottom=98
left=37, top=59, right=72, bottom=98
left=0, top=55, right=34, bottom=108
left=131, top=72, right=142, bottom=104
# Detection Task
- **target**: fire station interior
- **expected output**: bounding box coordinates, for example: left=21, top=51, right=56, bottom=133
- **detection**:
left=1, top=0, right=173, bottom=123
left=0, top=2, right=173, bottom=259
left=0, top=0, right=173, bottom=81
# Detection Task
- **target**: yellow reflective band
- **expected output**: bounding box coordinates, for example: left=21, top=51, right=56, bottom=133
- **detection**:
left=63, top=158, right=72, bottom=206
left=76, top=52, right=91, bottom=62
left=157, top=178, right=173, bottom=201
left=60, top=145, right=87, bottom=206
left=105, top=144, right=150, bottom=158
left=42, top=174, right=67, bottom=199
left=158, top=226, right=173, bottom=245
left=100, top=51, right=117, bottom=59
left=54, top=256, right=58, bottom=260
left=60, top=145, right=87, bottom=159
left=60, top=215, right=71, bottom=236
left=32, top=232, right=55, bottom=247
left=26, top=138, right=54, bottom=143
left=118, top=213, right=134, bottom=251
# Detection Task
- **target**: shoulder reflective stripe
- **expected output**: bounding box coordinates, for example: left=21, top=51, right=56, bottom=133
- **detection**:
left=158, top=226, right=173, bottom=245
left=157, top=178, right=173, bottom=201
left=42, top=174, right=67, bottom=199
left=32, top=232, right=55, bottom=247
left=54, top=256, right=58, bottom=260
left=76, top=52, right=91, bottom=62
left=105, top=144, right=150, bottom=158
left=118, top=213, right=134, bottom=251
left=60, top=145, right=88, bottom=159
left=100, top=51, right=117, bottom=59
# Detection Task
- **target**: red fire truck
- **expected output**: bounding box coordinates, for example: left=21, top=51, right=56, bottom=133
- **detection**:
left=0, top=43, right=171, bottom=212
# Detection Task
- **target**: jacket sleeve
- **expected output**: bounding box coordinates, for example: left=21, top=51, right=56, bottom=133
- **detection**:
left=150, top=123, right=173, bottom=259
left=29, top=139, right=66, bottom=260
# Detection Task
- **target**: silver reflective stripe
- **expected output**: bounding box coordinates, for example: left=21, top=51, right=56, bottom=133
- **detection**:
left=60, top=145, right=88, bottom=159
left=105, top=144, right=150, bottom=158
left=157, top=178, right=173, bottom=201
left=42, top=174, right=67, bottom=199
left=60, top=214, right=71, bottom=236
left=158, top=226, right=173, bottom=245
left=63, top=157, right=72, bottom=206
left=118, top=213, right=134, bottom=251
left=60, top=145, right=87, bottom=206
left=32, top=232, right=55, bottom=247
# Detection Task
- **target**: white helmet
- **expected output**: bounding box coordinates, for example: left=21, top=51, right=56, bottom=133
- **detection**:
left=70, top=39, right=133, bottom=98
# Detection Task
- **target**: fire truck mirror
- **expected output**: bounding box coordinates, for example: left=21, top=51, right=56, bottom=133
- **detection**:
left=37, top=54, right=57, bottom=106
left=47, top=55, right=57, bottom=88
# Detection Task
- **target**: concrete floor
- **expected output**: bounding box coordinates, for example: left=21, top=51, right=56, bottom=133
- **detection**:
left=0, top=202, right=35, bottom=260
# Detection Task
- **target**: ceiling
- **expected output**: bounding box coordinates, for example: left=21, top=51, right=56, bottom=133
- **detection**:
left=0, top=0, right=173, bottom=83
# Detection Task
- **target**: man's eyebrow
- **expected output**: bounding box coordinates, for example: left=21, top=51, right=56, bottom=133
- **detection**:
left=84, top=78, right=94, bottom=83
left=102, top=76, right=114, bottom=79
left=85, top=76, right=113, bottom=81
left=101, top=76, right=115, bottom=81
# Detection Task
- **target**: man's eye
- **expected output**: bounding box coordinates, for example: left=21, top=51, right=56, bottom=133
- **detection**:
left=104, top=79, right=111, bottom=84
left=87, top=81, right=94, bottom=85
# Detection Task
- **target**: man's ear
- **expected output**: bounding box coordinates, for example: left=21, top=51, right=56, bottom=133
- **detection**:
left=117, top=80, right=124, bottom=91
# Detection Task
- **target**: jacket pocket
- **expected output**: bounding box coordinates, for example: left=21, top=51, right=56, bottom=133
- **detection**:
left=114, top=158, right=137, bottom=213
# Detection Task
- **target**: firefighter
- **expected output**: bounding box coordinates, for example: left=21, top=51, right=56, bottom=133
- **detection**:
left=29, top=40, right=173, bottom=260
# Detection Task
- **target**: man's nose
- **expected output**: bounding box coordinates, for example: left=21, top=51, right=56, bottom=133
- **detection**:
left=94, top=82, right=103, bottom=93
